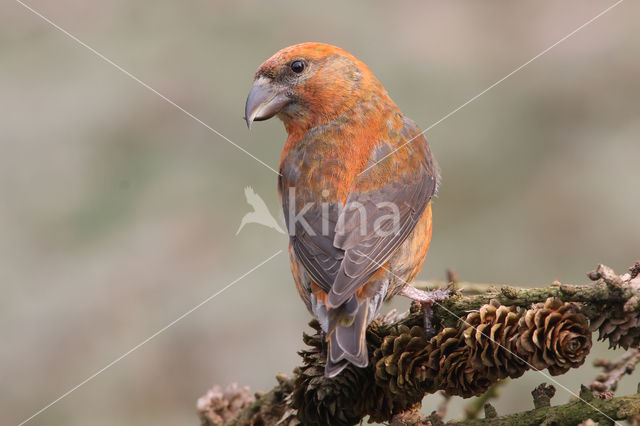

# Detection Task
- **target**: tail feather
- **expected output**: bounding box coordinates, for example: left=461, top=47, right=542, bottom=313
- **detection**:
left=325, top=296, right=369, bottom=377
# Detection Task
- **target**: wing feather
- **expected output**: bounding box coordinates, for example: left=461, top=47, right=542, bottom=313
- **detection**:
left=327, top=170, right=435, bottom=307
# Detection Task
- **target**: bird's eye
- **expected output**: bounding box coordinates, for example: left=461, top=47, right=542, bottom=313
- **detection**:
left=290, top=60, right=305, bottom=73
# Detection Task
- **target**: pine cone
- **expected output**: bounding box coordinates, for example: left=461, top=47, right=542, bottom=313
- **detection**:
left=429, top=299, right=528, bottom=398
left=463, top=299, right=527, bottom=381
left=197, top=383, right=254, bottom=426
left=591, top=308, right=640, bottom=350
left=430, top=328, right=493, bottom=398
left=373, top=324, right=437, bottom=398
left=373, top=300, right=528, bottom=399
left=294, top=297, right=595, bottom=424
left=588, top=265, right=640, bottom=349
left=292, top=320, right=373, bottom=426
left=517, top=298, right=592, bottom=375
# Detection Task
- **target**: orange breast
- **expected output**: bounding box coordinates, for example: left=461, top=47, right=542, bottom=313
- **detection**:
left=405, top=202, right=433, bottom=282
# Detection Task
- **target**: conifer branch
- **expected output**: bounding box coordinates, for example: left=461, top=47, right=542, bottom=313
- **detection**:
left=198, top=262, right=640, bottom=425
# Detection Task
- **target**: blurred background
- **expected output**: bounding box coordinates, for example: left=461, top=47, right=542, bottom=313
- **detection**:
left=1, top=1, right=639, bottom=424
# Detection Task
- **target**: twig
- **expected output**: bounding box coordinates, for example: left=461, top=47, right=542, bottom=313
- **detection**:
left=410, top=265, right=640, bottom=329
left=464, top=381, right=507, bottom=420
left=591, top=348, right=640, bottom=394
left=373, top=391, right=640, bottom=426
left=437, top=391, right=452, bottom=420
left=446, top=269, right=460, bottom=291
left=446, top=392, right=640, bottom=425
left=414, top=280, right=499, bottom=296
left=531, top=383, right=555, bottom=409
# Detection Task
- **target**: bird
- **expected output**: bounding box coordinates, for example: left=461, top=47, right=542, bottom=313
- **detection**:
left=236, top=186, right=285, bottom=235
left=245, top=42, right=448, bottom=377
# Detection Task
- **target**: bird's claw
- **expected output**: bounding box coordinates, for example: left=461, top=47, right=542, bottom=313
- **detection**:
left=400, top=286, right=450, bottom=338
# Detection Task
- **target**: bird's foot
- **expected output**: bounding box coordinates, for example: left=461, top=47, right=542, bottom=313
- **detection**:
left=400, top=286, right=450, bottom=338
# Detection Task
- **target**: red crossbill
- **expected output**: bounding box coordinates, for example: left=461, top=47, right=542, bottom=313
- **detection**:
left=245, top=43, right=447, bottom=377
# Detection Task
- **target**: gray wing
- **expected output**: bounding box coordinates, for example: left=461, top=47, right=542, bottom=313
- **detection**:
left=280, top=177, right=343, bottom=293
left=326, top=168, right=435, bottom=307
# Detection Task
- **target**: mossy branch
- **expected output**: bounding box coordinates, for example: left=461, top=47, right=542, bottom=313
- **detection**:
left=198, top=262, right=640, bottom=426
left=410, top=263, right=640, bottom=329
left=391, top=385, right=640, bottom=426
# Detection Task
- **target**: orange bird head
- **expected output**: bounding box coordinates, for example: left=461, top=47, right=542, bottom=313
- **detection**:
left=245, top=42, right=394, bottom=136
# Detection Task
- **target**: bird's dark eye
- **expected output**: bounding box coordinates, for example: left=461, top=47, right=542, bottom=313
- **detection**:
left=290, top=60, right=305, bottom=73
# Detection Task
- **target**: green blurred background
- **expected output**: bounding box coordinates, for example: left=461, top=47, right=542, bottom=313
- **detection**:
left=1, top=1, right=639, bottom=424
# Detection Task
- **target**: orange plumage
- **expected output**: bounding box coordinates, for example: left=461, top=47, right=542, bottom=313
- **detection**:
left=245, top=43, right=440, bottom=376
